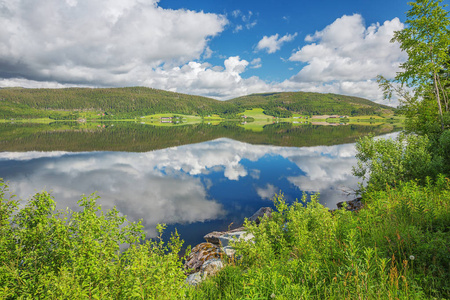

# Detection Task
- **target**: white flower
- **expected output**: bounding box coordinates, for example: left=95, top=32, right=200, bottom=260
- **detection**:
left=409, top=255, right=415, bottom=260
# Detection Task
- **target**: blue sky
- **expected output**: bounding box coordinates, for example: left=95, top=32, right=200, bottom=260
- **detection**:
left=161, top=0, right=409, bottom=81
left=0, top=0, right=447, bottom=104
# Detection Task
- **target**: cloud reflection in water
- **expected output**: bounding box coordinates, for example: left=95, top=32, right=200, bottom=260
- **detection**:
left=0, top=138, right=360, bottom=239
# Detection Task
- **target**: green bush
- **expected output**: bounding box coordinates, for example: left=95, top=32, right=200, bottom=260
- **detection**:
left=0, top=181, right=187, bottom=299
left=190, top=181, right=450, bottom=299
left=352, top=133, right=439, bottom=191
left=2, top=178, right=448, bottom=299
left=435, top=129, right=450, bottom=174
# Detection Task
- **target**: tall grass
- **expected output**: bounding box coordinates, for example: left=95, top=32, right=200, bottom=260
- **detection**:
left=1, top=177, right=448, bottom=299
left=190, top=176, right=450, bottom=299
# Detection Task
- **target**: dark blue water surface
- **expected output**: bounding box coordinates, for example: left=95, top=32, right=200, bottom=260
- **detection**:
left=0, top=137, right=371, bottom=247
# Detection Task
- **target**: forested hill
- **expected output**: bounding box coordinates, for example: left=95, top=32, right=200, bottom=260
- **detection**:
left=230, top=92, right=395, bottom=117
left=0, top=87, right=395, bottom=119
left=0, top=87, right=235, bottom=119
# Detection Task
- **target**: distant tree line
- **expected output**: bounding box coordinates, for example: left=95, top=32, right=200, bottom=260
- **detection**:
left=0, top=87, right=395, bottom=119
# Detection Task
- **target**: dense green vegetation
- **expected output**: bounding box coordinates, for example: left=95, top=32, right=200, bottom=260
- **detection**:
left=353, top=132, right=450, bottom=192
left=0, top=185, right=187, bottom=299
left=1, top=178, right=448, bottom=299
left=392, top=0, right=450, bottom=130
left=192, top=180, right=449, bottom=299
left=0, top=87, right=394, bottom=120
left=0, top=0, right=448, bottom=298
left=230, top=92, right=395, bottom=117
left=362, top=0, right=450, bottom=192
left=0, top=86, right=233, bottom=119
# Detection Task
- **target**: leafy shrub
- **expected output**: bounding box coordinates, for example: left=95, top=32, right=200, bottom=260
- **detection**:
left=1, top=178, right=448, bottom=299
left=0, top=181, right=187, bottom=299
left=191, top=182, right=449, bottom=299
left=435, top=129, right=450, bottom=174
left=352, top=133, right=438, bottom=191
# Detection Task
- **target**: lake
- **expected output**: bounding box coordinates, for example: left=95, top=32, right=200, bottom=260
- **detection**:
left=0, top=122, right=400, bottom=247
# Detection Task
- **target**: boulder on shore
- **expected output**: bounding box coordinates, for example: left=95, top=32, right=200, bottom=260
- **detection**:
left=248, top=207, right=272, bottom=224
left=185, top=242, right=222, bottom=273
left=203, top=227, right=246, bottom=245
left=184, top=208, right=272, bottom=285
left=184, top=200, right=362, bottom=286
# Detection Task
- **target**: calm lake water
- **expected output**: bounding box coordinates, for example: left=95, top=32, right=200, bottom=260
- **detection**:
left=0, top=122, right=400, bottom=247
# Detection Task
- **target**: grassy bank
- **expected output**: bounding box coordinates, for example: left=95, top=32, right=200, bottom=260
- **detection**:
left=190, top=178, right=450, bottom=299
left=1, top=176, right=448, bottom=299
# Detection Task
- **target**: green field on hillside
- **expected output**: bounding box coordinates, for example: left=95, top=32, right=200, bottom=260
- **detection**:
left=0, top=87, right=397, bottom=121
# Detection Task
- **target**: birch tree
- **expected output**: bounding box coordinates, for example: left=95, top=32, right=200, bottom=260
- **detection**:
left=387, top=0, right=450, bottom=130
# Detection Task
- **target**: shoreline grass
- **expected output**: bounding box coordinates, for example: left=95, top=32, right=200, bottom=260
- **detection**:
left=1, top=176, right=448, bottom=299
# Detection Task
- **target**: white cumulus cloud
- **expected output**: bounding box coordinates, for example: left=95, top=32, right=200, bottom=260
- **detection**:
left=285, top=14, right=406, bottom=104
left=137, top=57, right=275, bottom=100
left=0, top=6, right=407, bottom=105
left=256, top=33, right=298, bottom=54
left=250, top=58, right=262, bottom=69
left=0, top=0, right=227, bottom=86
left=290, top=14, right=405, bottom=82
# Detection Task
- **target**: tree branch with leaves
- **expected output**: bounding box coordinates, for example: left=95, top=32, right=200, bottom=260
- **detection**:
left=381, top=0, right=450, bottom=131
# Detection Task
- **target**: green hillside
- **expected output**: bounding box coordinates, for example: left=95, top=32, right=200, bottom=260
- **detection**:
left=0, top=87, right=395, bottom=120
left=0, top=87, right=240, bottom=119
left=229, top=92, right=395, bottom=117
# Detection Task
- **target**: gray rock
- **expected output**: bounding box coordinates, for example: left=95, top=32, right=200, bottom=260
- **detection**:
left=203, top=231, right=224, bottom=245
left=248, top=207, right=272, bottom=224
left=203, top=226, right=246, bottom=245
left=201, top=258, right=224, bottom=277
left=184, top=259, right=224, bottom=286
left=185, top=272, right=203, bottom=286
left=184, top=207, right=273, bottom=285
left=222, top=246, right=236, bottom=257
left=218, top=231, right=254, bottom=251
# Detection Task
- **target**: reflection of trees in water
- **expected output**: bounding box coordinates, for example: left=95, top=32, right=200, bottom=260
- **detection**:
left=0, top=122, right=400, bottom=152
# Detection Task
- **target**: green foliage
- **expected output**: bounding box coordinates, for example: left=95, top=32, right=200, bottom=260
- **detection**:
left=0, top=87, right=231, bottom=119
left=436, top=129, right=450, bottom=164
left=0, top=183, right=187, bottom=299
left=231, top=91, right=393, bottom=117
left=191, top=181, right=450, bottom=299
left=354, top=5, right=450, bottom=290
left=381, top=0, right=450, bottom=131
left=353, top=131, right=450, bottom=191
left=429, top=128, right=450, bottom=175
left=360, top=177, right=450, bottom=297
left=352, top=133, right=439, bottom=191
left=393, top=0, right=450, bottom=88
left=263, top=107, right=293, bottom=118
left=0, top=87, right=395, bottom=120
left=1, top=179, right=448, bottom=299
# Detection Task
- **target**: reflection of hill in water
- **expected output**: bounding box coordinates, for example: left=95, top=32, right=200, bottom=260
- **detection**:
left=0, top=122, right=401, bottom=152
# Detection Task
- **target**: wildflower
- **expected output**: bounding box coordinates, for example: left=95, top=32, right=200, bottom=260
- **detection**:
left=409, top=255, right=415, bottom=260
left=271, top=293, right=276, bottom=298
